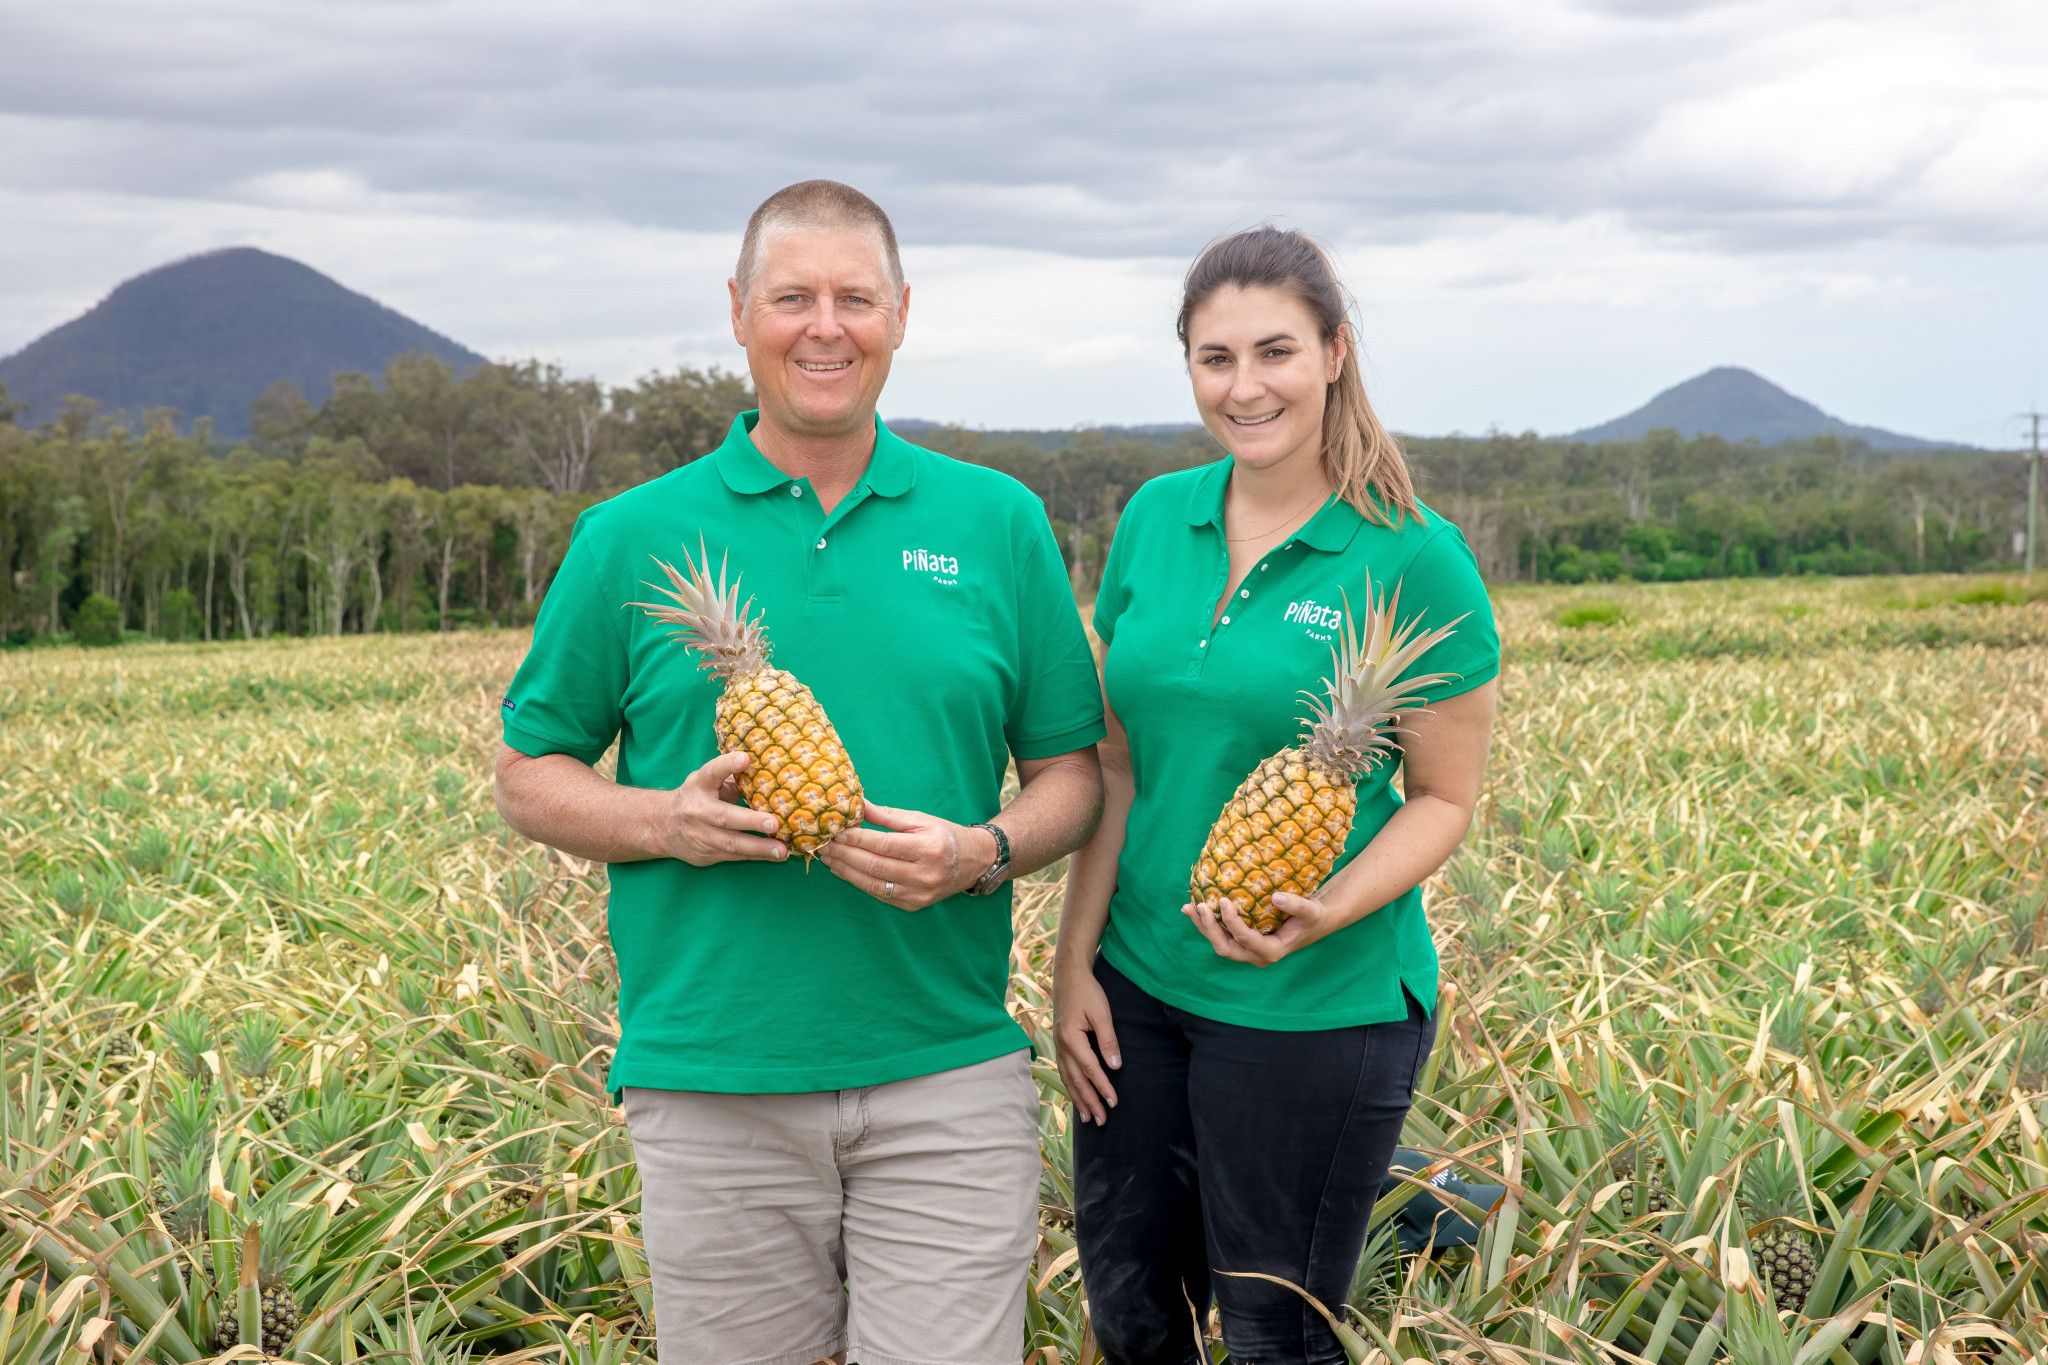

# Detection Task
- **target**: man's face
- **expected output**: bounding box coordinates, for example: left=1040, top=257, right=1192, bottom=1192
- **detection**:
left=730, top=230, right=909, bottom=441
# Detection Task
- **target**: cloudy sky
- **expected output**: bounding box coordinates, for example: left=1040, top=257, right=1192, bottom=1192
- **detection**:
left=3, top=0, right=2046, bottom=444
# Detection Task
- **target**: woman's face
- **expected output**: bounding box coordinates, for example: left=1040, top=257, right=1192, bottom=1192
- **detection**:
left=1185, top=284, right=1344, bottom=476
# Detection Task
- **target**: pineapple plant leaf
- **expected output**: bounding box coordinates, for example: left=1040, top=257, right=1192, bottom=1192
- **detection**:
left=631, top=539, right=865, bottom=858
left=1190, top=576, right=1460, bottom=932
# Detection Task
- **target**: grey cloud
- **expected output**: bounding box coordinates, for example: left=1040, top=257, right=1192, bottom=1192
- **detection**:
left=4, top=0, right=2042, bottom=257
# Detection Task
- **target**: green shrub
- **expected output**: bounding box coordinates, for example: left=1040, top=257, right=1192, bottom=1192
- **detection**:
left=161, top=588, right=197, bottom=641
left=1556, top=601, right=1627, bottom=629
left=72, top=594, right=123, bottom=646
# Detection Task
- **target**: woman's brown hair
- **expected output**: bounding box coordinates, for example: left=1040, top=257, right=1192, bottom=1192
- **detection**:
left=1177, top=226, right=1419, bottom=527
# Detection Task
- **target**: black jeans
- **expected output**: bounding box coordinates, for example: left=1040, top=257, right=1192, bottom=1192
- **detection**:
left=1072, top=956, right=1435, bottom=1365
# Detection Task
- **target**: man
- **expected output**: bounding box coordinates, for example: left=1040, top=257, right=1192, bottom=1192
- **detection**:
left=494, top=180, right=1106, bottom=1365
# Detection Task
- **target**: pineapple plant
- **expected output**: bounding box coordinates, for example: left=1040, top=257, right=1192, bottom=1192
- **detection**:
left=1742, top=1146, right=1817, bottom=1315
left=229, top=1013, right=293, bottom=1125
left=213, top=1215, right=302, bottom=1358
left=632, top=542, right=864, bottom=858
left=157, top=1006, right=216, bottom=1081
left=1595, top=1082, right=1674, bottom=1217
left=1190, top=578, right=1458, bottom=932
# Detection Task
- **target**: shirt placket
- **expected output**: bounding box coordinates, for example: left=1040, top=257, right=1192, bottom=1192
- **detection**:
left=1191, top=531, right=1302, bottom=677
left=786, top=478, right=870, bottom=604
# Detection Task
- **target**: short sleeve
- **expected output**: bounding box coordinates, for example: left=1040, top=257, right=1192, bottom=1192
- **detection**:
left=1006, top=506, right=1108, bottom=760
left=1090, top=489, right=1141, bottom=647
left=1384, top=522, right=1500, bottom=705
left=501, top=509, right=629, bottom=765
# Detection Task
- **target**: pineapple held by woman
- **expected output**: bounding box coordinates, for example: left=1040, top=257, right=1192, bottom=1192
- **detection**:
left=1191, top=577, right=1458, bottom=933
left=633, top=543, right=863, bottom=858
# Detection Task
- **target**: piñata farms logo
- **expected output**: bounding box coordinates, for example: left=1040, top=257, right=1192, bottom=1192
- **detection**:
left=902, top=548, right=960, bottom=585
left=1284, top=597, right=1340, bottom=639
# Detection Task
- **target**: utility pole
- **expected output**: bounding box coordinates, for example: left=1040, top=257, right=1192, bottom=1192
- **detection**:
left=2029, top=412, right=2043, bottom=575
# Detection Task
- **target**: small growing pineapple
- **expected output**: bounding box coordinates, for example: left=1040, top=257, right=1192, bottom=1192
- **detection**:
left=230, top=1014, right=293, bottom=1126
left=1191, top=579, right=1458, bottom=932
left=1743, top=1148, right=1817, bottom=1315
left=157, top=1006, right=216, bottom=1081
left=213, top=1217, right=302, bottom=1358
left=632, top=542, right=864, bottom=858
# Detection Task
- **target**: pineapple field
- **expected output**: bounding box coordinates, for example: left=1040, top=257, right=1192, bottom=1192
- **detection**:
left=3, top=571, right=2047, bottom=1365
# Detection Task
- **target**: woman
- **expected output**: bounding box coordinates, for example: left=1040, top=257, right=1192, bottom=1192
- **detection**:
left=1053, top=226, right=1500, bottom=1365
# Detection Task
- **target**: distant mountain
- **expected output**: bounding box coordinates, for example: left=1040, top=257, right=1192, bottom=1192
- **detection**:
left=1566, top=367, right=1953, bottom=450
left=0, top=247, right=486, bottom=441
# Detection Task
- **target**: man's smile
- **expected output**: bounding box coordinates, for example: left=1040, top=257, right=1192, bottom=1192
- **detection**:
left=795, top=359, right=854, bottom=373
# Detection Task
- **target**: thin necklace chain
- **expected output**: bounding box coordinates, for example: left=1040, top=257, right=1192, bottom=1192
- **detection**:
left=1225, top=489, right=1327, bottom=543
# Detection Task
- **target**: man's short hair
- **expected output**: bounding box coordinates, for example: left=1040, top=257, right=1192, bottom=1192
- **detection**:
left=735, top=180, right=904, bottom=296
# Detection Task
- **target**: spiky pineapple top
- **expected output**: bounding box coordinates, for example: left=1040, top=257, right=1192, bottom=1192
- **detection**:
left=631, top=541, right=770, bottom=682
left=1298, top=578, right=1462, bottom=779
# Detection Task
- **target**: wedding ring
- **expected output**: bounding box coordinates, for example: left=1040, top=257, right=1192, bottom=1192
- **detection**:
left=883, top=881, right=896, bottom=900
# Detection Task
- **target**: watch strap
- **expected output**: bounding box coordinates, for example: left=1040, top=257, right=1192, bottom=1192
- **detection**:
left=965, top=822, right=1011, bottom=896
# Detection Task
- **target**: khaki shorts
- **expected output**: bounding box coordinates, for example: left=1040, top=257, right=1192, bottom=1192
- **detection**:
left=624, top=1049, right=1040, bottom=1365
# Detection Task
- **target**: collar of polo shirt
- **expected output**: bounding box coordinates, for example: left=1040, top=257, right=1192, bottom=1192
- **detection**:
left=713, top=411, right=918, bottom=499
left=1177, top=455, right=1365, bottom=553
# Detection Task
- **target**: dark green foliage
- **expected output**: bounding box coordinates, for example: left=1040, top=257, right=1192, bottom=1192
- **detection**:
left=73, top=592, right=122, bottom=645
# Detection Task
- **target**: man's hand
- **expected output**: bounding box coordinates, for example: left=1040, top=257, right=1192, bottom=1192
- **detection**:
left=816, top=802, right=998, bottom=910
left=663, top=752, right=790, bottom=867
left=1180, top=891, right=1348, bottom=967
left=1053, top=960, right=1121, bottom=1126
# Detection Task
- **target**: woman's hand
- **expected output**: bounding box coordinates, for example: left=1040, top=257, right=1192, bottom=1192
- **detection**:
left=1053, top=959, right=1121, bottom=1125
left=1180, top=892, right=1349, bottom=967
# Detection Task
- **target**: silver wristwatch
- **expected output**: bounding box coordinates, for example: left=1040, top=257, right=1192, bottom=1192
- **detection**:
left=964, top=822, right=1012, bottom=896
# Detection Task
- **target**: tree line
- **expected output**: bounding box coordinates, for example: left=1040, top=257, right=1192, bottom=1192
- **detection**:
left=0, top=356, right=2033, bottom=646
left=0, top=356, right=755, bottom=644
left=1403, top=428, right=2032, bottom=584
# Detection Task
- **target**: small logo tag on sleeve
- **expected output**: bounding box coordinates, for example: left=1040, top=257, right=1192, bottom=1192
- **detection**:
left=501, top=698, right=517, bottom=712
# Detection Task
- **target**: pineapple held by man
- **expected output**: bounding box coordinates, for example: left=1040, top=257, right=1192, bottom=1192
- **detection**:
left=633, top=541, right=863, bottom=858
left=1742, top=1146, right=1817, bottom=1315
left=1191, top=577, right=1459, bottom=933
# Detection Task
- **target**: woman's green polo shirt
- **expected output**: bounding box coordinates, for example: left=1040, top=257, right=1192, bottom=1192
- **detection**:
left=1094, top=458, right=1499, bottom=1030
left=501, top=413, right=1105, bottom=1093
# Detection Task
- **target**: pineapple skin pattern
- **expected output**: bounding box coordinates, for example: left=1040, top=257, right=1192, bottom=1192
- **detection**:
left=634, top=546, right=863, bottom=859
left=1192, top=754, right=1356, bottom=933
left=1189, top=576, right=1458, bottom=934
left=713, top=665, right=862, bottom=856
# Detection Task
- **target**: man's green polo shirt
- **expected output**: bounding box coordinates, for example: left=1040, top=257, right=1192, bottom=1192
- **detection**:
left=501, top=412, right=1105, bottom=1093
left=1093, top=458, right=1500, bottom=1030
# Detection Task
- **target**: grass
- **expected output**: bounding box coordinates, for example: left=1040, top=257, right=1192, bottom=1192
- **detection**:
left=2, top=572, right=2047, bottom=1364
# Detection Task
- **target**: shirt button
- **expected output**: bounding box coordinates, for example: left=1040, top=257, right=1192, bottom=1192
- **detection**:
left=790, top=485, right=803, bottom=497
left=1199, top=639, right=1208, bottom=648
left=816, top=538, right=827, bottom=549
left=1221, top=615, right=1231, bottom=625
left=1259, top=564, right=1268, bottom=571
left=1239, top=589, right=1250, bottom=598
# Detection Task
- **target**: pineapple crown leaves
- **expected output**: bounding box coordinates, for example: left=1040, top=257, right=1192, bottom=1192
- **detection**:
left=627, top=537, right=770, bottom=682
left=1298, top=577, right=1464, bottom=779
left=157, top=1005, right=217, bottom=1079
left=152, top=1076, right=219, bottom=1163
left=1738, top=1142, right=1807, bottom=1225
left=229, top=1014, right=282, bottom=1079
